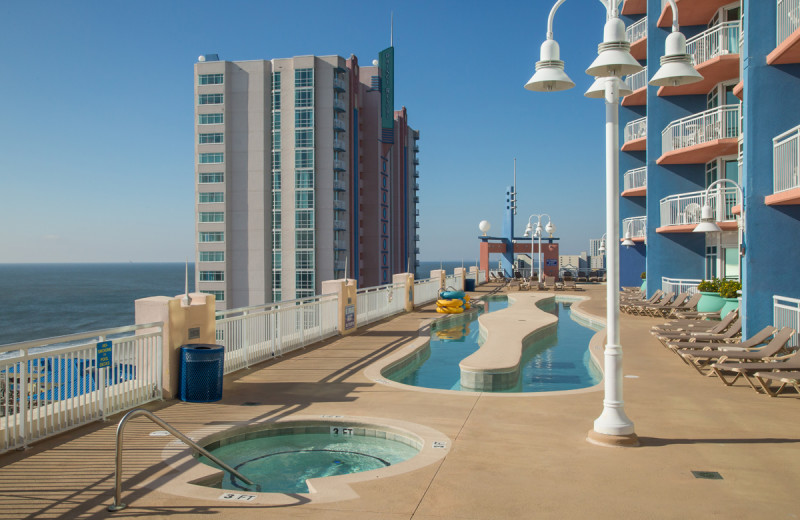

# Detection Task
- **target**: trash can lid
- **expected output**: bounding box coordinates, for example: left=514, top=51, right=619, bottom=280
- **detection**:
left=181, top=343, right=223, bottom=350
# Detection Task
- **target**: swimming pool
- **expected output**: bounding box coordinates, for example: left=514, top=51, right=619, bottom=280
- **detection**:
left=385, top=298, right=601, bottom=392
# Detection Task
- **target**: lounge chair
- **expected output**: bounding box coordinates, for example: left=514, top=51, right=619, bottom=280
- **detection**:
left=752, top=369, right=800, bottom=397
left=678, top=326, right=785, bottom=375
left=660, top=318, right=742, bottom=350
left=563, top=278, right=579, bottom=290
left=651, top=309, right=738, bottom=335
left=628, top=292, right=675, bottom=316
left=647, top=292, right=690, bottom=318
left=621, top=290, right=664, bottom=314
left=661, top=293, right=702, bottom=318
left=543, top=275, right=555, bottom=290
left=707, top=328, right=798, bottom=387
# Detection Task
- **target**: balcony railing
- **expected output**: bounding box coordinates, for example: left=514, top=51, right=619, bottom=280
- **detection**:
left=334, top=199, right=347, bottom=211
left=623, top=216, right=647, bottom=238
left=415, top=234, right=420, bottom=241
left=624, top=66, right=648, bottom=92
left=414, top=182, right=420, bottom=191
left=624, top=117, right=647, bottom=143
left=334, top=260, right=347, bottom=271
left=623, top=166, right=647, bottom=191
left=334, top=239, right=347, bottom=250
left=686, top=21, right=740, bottom=66
left=774, top=294, right=800, bottom=348
left=333, top=179, right=347, bottom=191
left=333, top=139, right=346, bottom=151
left=333, top=99, right=346, bottom=112
left=414, top=169, right=420, bottom=178
left=333, top=159, right=346, bottom=171
left=333, top=119, right=346, bottom=132
left=662, top=104, right=741, bottom=155
left=333, top=77, right=346, bottom=91
left=659, top=186, right=740, bottom=227
left=414, top=157, right=419, bottom=165
left=662, top=277, right=702, bottom=296
left=773, top=123, right=800, bottom=193
left=626, top=16, right=647, bottom=43
left=414, top=145, right=419, bottom=152
left=777, top=0, right=800, bottom=46
left=334, top=219, right=346, bottom=230
left=415, top=222, right=420, bottom=228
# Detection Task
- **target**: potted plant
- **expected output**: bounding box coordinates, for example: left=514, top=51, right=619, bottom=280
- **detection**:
left=719, top=280, right=742, bottom=318
left=640, top=271, right=646, bottom=292
left=696, top=278, right=725, bottom=313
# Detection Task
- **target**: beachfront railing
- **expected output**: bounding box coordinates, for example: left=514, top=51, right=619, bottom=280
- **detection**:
left=623, top=216, right=647, bottom=239
left=357, top=283, right=406, bottom=327
left=624, top=66, right=648, bottom=93
left=626, top=16, right=647, bottom=44
left=774, top=294, right=800, bottom=348
left=662, top=105, right=741, bottom=155
left=686, top=22, right=740, bottom=66
left=662, top=277, right=702, bottom=296
left=215, top=294, right=339, bottom=374
left=0, top=323, right=163, bottom=453
left=773, top=123, right=800, bottom=193
left=478, top=270, right=487, bottom=284
left=414, top=278, right=440, bottom=306
left=659, top=186, right=740, bottom=228
left=624, top=117, right=647, bottom=144
left=623, top=166, right=647, bottom=192
left=777, top=0, right=800, bottom=46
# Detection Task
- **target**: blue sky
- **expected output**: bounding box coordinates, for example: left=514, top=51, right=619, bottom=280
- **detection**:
left=1, top=0, right=613, bottom=263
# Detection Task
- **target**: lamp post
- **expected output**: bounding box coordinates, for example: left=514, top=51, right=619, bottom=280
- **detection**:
left=525, top=0, right=701, bottom=447
left=693, top=178, right=745, bottom=276
left=524, top=214, right=555, bottom=281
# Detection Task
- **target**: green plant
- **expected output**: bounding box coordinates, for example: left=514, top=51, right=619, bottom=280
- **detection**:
left=697, top=278, right=721, bottom=292
left=641, top=272, right=646, bottom=280
left=719, top=280, right=742, bottom=299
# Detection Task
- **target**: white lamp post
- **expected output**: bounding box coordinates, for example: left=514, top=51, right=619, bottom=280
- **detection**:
left=524, top=214, right=554, bottom=281
left=525, top=0, right=701, bottom=447
left=692, top=179, right=745, bottom=276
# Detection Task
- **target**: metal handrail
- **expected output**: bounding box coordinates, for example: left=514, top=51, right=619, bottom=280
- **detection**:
left=109, top=408, right=253, bottom=512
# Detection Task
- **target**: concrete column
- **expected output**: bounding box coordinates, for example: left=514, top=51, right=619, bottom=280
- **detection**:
left=134, top=293, right=217, bottom=400
left=479, top=241, right=490, bottom=282
left=322, top=278, right=358, bottom=335
left=430, top=269, right=446, bottom=290
left=393, top=272, right=414, bottom=312
left=454, top=267, right=466, bottom=291
left=469, top=265, right=479, bottom=286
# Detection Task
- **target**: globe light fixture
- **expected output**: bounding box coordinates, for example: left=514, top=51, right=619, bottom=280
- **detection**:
left=479, top=220, right=491, bottom=236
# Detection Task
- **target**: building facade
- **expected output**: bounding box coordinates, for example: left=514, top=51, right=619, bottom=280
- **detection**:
left=619, top=0, right=800, bottom=336
left=194, top=51, right=419, bottom=310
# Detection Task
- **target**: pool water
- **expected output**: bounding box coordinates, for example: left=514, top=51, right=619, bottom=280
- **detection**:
left=199, top=432, right=419, bottom=493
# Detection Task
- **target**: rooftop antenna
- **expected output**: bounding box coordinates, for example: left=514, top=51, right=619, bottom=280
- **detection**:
left=513, top=158, right=517, bottom=216
left=390, top=12, right=394, bottom=47
left=181, top=258, right=191, bottom=306
left=344, top=256, right=349, bottom=282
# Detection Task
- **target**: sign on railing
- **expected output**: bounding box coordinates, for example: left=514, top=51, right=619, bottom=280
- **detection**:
left=777, top=0, right=800, bottom=46
left=624, top=117, right=647, bottom=144
left=662, top=105, right=741, bottom=155
left=623, top=167, right=647, bottom=191
left=774, top=294, right=800, bottom=348
left=686, top=22, right=740, bottom=66
left=659, top=187, right=739, bottom=228
left=773, top=123, right=800, bottom=194
left=662, top=277, right=702, bottom=296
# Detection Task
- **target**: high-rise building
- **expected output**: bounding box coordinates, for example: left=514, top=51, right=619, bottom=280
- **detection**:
left=589, top=238, right=603, bottom=258
left=194, top=50, right=419, bottom=310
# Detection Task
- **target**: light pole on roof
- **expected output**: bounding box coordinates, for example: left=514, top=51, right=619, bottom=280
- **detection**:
left=524, top=214, right=555, bottom=281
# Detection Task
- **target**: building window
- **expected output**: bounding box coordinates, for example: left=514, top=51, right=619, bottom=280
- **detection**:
left=199, top=251, right=225, bottom=262
left=295, top=109, right=313, bottom=128
left=272, top=71, right=281, bottom=90
left=272, top=230, right=281, bottom=249
left=295, top=129, right=313, bottom=148
left=199, top=133, right=224, bottom=144
left=273, top=251, right=281, bottom=269
left=272, top=150, right=281, bottom=170
left=199, top=211, right=224, bottom=223
left=296, top=290, right=314, bottom=299
left=199, top=93, right=224, bottom=105
left=295, top=88, right=313, bottom=108
left=199, top=152, right=224, bottom=164
left=200, top=271, right=224, bottom=281
left=296, top=169, right=314, bottom=188
left=296, top=251, right=314, bottom=269
left=272, top=271, right=282, bottom=289
left=198, top=73, right=224, bottom=85
left=272, top=192, right=281, bottom=210
left=199, top=231, right=224, bottom=242
left=295, top=149, right=314, bottom=168
left=201, top=290, right=224, bottom=301
left=296, top=270, right=315, bottom=289
left=273, top=111, right=281, bottom=130
left=295, top=209, right=314, bottom=229
left=273, top=131, right=281, bottom=149
left=199, top=172, right=224, bottom=183
left=272, top=210, right=281, bottom=229
left=296, top=230, right=314, bottom=248
left=272, top=172, right=281, bottom=190
left=272, top=91, right=281, bottom=110
left=295, top=68, right=313, bottom=87
left=272, top=291, right=281, bottom=302
left=199, top=113, right=223, bottom=125
left=295, top=190, right=314, bottom=209
left=199, top=192, right=224, bottom=203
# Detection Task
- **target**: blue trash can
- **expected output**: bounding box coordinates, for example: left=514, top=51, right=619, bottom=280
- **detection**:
left=465, top=278, right=476, bottom=291
left=179, top=344, right=224, bottom=402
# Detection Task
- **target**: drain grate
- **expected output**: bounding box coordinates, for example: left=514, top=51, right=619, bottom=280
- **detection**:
left=691, top=470, right=723, bottom=480
left=241, top=402, right=261, bottom=406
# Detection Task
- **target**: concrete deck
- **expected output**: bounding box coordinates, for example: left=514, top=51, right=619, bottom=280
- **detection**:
left=1, top=283, right=798, bottom=519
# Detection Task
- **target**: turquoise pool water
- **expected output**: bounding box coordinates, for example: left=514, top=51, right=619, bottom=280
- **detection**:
left=386, top=299, right=601, bottom=392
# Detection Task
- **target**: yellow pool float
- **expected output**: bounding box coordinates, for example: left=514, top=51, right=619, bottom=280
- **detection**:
left=436, top=298, right=463, bottom=307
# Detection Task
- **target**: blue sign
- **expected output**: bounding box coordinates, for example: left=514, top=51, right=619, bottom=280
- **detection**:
left=344, top=305, right=355, bottom=330
left=546, top=259, right=558, bottom=266
left=97, top=341, right=112, bottom=369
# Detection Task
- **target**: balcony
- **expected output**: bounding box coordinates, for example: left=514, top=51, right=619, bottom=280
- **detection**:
left=622, top=66, right=648, bottom=106
left=658, top=105, right=740, bottom=165
left=621, top=0, right=646, bottom=15
left=415, top=209, right=420, bottom=216
left=415, top=234, right=420, bottom=242
left=414, top=144, right=419, bottom=153
left=334, top=239, right=347, bottom=251
left=415, top=222, right=420, bottom=228
left=334, top=259, right=347, bottom=271
left=658, top=187, right=740, bottom=232
left=414, top=196, right=419, bottom=203
left=658, top=0, right=735, bottom=28
left=333, top=179, right=347, bottom=191
left=334, top=219, right=346, bottom=230
left=333, top=138, right=346, bottom=152
left=414, top=157, right=419, bottom=165
left=622, top=166, right=647, bottom=197
left=333, top=118, right=346, bottom=132
left=333, top=99, right=346, bottom=112
left=626, top=16, right=647, bottom=60
left=658, top=22, right=740, bottom=97
left=622, top=117, right=647, bottom=152
left=768, top=0, right=800, bottom=64
left=622, top=216, right=647, bottom=242
left=414, top=169, right=420, bottom=178
left=334, top=159, right=346, bottom=171
left=766, top=123, right=800, bottom=205
left=414, top=182, right=420, bottom=191
left=333, top=77, right=346, bottom=92
left=334, top=199, right=347, bottom=211
left=414, top=247, right=420, bottom=254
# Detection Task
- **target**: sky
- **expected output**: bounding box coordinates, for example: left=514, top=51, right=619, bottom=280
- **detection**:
left=1, top=0, right=614, bottom=264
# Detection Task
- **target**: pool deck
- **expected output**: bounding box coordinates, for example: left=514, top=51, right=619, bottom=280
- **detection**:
left=1, top=283, right=799, bottom=519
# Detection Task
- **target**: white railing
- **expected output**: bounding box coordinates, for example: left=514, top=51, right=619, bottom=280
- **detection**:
left=478, top=270, right=487, bottom=284
left=623, top=216, right=647, bottom=238
left=659, top=186, right=740, bottom=227
left=624, top=117, right=647, bottom=144
left=686, top=21, right=740, bottom=66
left=662, top=104, right=741, bottom=155
left=626, top=16, right=647, bottom=44
left=414, top=278, right=440, bottom=306
left=216, top=295, right=339, bottom=374
left=662, top=277, right=702, bottom=296
left=624, top=66, right=648, bottom=93
left=0, top=323, right=163, bottom=453
left=623, top=166, right=647, bottom=191
left=356, top=283, right=405, bottom=327
left=777, top=0, right=800, bottom=46
left=774, top=294, right=800, bottom=348
left=773, top=124, right=800, bottom=193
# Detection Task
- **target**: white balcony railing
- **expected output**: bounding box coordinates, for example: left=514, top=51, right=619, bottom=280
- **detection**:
left=686, top=21, right=741, bottom=66
left=623, top=216, right=647, bottom=238
left=773, top=123, right=800, bottom=193
left=356, top=283, right=406, bottom=327
left=662, top=104, right=741, bottom=155
left=623, top=166, right=647, bottom=191
left=659, top=186, right=740, bottom=227
left=662, top=277, right=702, bottom=296
left=774, top=294, right=800, bottom=348
left=626, top=16, right=647, bottom=44
left=777, top=0, right=800, bottom=46
left=624, top=117, right=647, bottom=144
left=624, top=66, right=648, bottom=93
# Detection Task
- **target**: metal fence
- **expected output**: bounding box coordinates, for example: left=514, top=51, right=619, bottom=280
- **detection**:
left=777, top=0, right=800, bottom=46
left=414, top=278, right=440, bottom=306
left=623, top=166, right=647, bottom=192
left=659, top=186, right=739, bottom=227
left=773, top=123, right=800, bottom=193
left=478, top=270, right=487, bottom=284
left=686, top=21, right=740, bottom=66
left=356, top=283, right=406, bottom=327
left=624, top=66, right=648, bottom=93
left=0, top=323, right=163, bottom=453
left=662, top=277, right=702, bottom=296
left=662, top=105, right=741, bottom=155
left=774, top=294, right=800, bottom=348
left=626, top=16, right=647, bottom=44
left=624, top=117, right=647, bottom=144
left=623, top=216, right=647, bottom=238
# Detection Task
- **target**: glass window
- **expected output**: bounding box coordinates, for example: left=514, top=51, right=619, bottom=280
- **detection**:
left=199, top=93, right=224, bottom=105
left=272, top=230, right=281, bottom=249
left=199, top=231, right=224, bottom=242
left=295, top=109, right=313, bottom=128
left=295, top=149, right=314, bottom=168
left=705, top=246, right=718, bottom=279
left=295, top=190, right=314, bottom=209
left=272, top=192, right=281, bottom=210
left=272, top=172, right=281, bottom=190
left=272, top=210, right=281, bottom=229
left=273, top=131, right=281, bottom=149
left=199, top=211, right=224, bottom=223
left=199, top=251, right=225, bottom=262
left=272, top=150, right=281, bottom=170
left=199, top=271, right=224, bottom=281
left=296, top=230, right=314, bottom=248
left=272, top=90, right=281, bottom=110
left=295, top=68, right=313, bottom=87
left=296, top=251, right=314, bottom=269
left=705, top=161, right=718, bottom=187
left=296, top=270, right=315, bottom=289
left=199, top=113, right=223, bottom=125
left=272, top=71, right=281, bottom=90
left=201, top=290, right=224, bottom=301
left=272, top=271, right=281, bottom=289
left=296, top=289, right=314, bottom=299
left=295, top=88, right=313, bottom=107
left=273, top=251, right=281, bottom=269
left=295, top=209, right=314, bottom=229
left=199, top=152, right=224, bottom=164
left=295, top=129, right=313, bottom=148
left=724, top=248, right=739, bottom=279
left=199, top=192, right=224, bottom=203
left=198, top=73, right=223, bottom=85
left=199, top=133, right=224, bottom=144
left=272, top=111, right=281, bottom=130
left=272, top=291, right=281, bottom=302
left=296, top=169, right=314, bottom=188
left=199, top=172, right=224, bottom=183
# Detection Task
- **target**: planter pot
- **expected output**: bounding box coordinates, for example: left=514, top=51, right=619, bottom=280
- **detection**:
left=697, top=291, right=725, bottom=313
left=641, top=280, right=647, bottom=293
left=720, top=297, right=740, bottom=318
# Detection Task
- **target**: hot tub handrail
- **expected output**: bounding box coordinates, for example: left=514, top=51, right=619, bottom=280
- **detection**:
left=108, top=408, right=254, bottom=512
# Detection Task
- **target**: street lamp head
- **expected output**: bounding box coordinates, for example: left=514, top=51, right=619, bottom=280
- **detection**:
left=586, top=18, right=643, bottom=78
left=598, top=242, right=606, bottom=255
left=649, top=32, right=703, bottom=87
left=693, top=204, right=722, bottom=233
left=584, top=76, right=633, bottom=99
left=524, top=222, right=533, bottom=237
left=545, top=221, right=555, bottom=237
left=479, top=220, right=491, bottom=236
left=535, top=223, right=543, bottom=237
left=525, top=39, right=575, bottom=92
